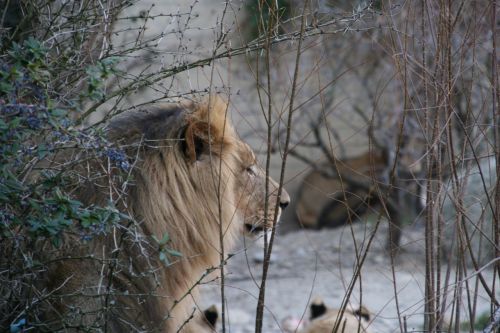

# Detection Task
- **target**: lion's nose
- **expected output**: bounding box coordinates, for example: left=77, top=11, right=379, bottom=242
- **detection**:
left=279, top=190, right=290, bottom=209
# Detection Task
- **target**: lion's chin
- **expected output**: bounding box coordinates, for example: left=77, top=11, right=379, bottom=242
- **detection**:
left=243, top=208, right=283, bottom=243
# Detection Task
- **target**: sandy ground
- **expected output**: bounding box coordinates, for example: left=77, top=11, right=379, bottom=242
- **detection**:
left=200, top=221, right=498, bottom=333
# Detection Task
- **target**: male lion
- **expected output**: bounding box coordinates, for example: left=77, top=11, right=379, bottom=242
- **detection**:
left=43, top=97, right=290, bottom=332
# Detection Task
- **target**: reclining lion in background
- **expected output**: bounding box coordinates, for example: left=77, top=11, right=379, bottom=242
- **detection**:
left=283, top=298, right=372, bottom=333
left=43, top=97, right=290, bottom=332
left=295, top=148, right=424, bottom=250
left=304, top=298, right=372, bottom=333
left=295, top=151, right=389, bottom=229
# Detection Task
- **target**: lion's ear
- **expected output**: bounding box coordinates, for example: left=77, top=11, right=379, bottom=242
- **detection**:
left=310, top=297, right=327, bottom=320
left=181, top=96, right=233, bottom=162
left=353, top=306, right=371, bottom=322
left=181, top=121, right=213, bottom=162
left=203, top=305, right=219, bottom=328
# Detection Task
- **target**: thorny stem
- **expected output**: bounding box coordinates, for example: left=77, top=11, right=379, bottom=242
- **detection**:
left=254, top=2, right=308, bottom=332
left=491, top=0, right=500, bottom=291
left=254, top=0, right=279, bottom=329
left=76, top=6, right=374, bottom=126
left=206, top=4, right=232, bottom=330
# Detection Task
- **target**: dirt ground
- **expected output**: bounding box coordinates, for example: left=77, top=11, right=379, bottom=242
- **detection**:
left=201, top=220, right=498, bottom=333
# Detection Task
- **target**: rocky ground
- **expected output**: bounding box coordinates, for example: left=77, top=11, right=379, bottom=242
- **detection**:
left=201, top=221, right=498, bottom=333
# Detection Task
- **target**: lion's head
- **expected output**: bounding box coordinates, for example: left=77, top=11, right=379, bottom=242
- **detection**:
left=44, top=96, right=290, bottom=332
left=108, top=96, right=290, bottom=253
left=303, top=298, right=372, bottom=333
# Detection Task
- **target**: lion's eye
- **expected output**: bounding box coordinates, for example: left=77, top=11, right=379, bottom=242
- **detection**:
left=246, top=165, right=256, bottom=176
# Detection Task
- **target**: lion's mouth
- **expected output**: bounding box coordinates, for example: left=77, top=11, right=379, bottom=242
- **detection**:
left=245, top=223, right=264, bottom=234
left=244, top=208, right=283, bottom=235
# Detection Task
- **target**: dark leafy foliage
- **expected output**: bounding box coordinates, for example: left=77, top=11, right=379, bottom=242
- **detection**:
left=0, top=36, right=132, bottom=331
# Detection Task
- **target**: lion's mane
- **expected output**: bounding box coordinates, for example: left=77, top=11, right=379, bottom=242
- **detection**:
left=45, top=97, right=249, bottom=332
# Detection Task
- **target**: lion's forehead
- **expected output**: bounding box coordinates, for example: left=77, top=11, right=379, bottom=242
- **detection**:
left=234, top=141, right=256, bottom=165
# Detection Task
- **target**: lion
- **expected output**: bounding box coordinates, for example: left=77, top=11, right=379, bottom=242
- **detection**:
left=42, top=96, right=290, bottom=332
left=295, top=149, right=424, bottom=231
left=295, top=151, right=388, bottom=229
left=295, top=147, right=425, bottom=251
left=192, top=305, right=219, bottom=332
left=302, top=298, right=372, bottom=333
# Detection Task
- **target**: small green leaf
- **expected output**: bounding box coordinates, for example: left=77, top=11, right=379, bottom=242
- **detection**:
left=37, top=144, right=48, bottom=159
left=166, top=249, right=182, bottom=257
left=159, top=251, right=169, bottom=265
left=160, top=233, right=170, bottom=244
left=50, top=108, right=67, bottom=117
left=51, top=236, right=61, bottom=248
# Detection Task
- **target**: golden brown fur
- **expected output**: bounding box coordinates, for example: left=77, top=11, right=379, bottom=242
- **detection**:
left=295, top=150, right=423, bottom=229
left=43, top=97, right=290, bottom=332
left=301, top=298, right=372, bottom=333
left=296, top=151, right=388, bottom=229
